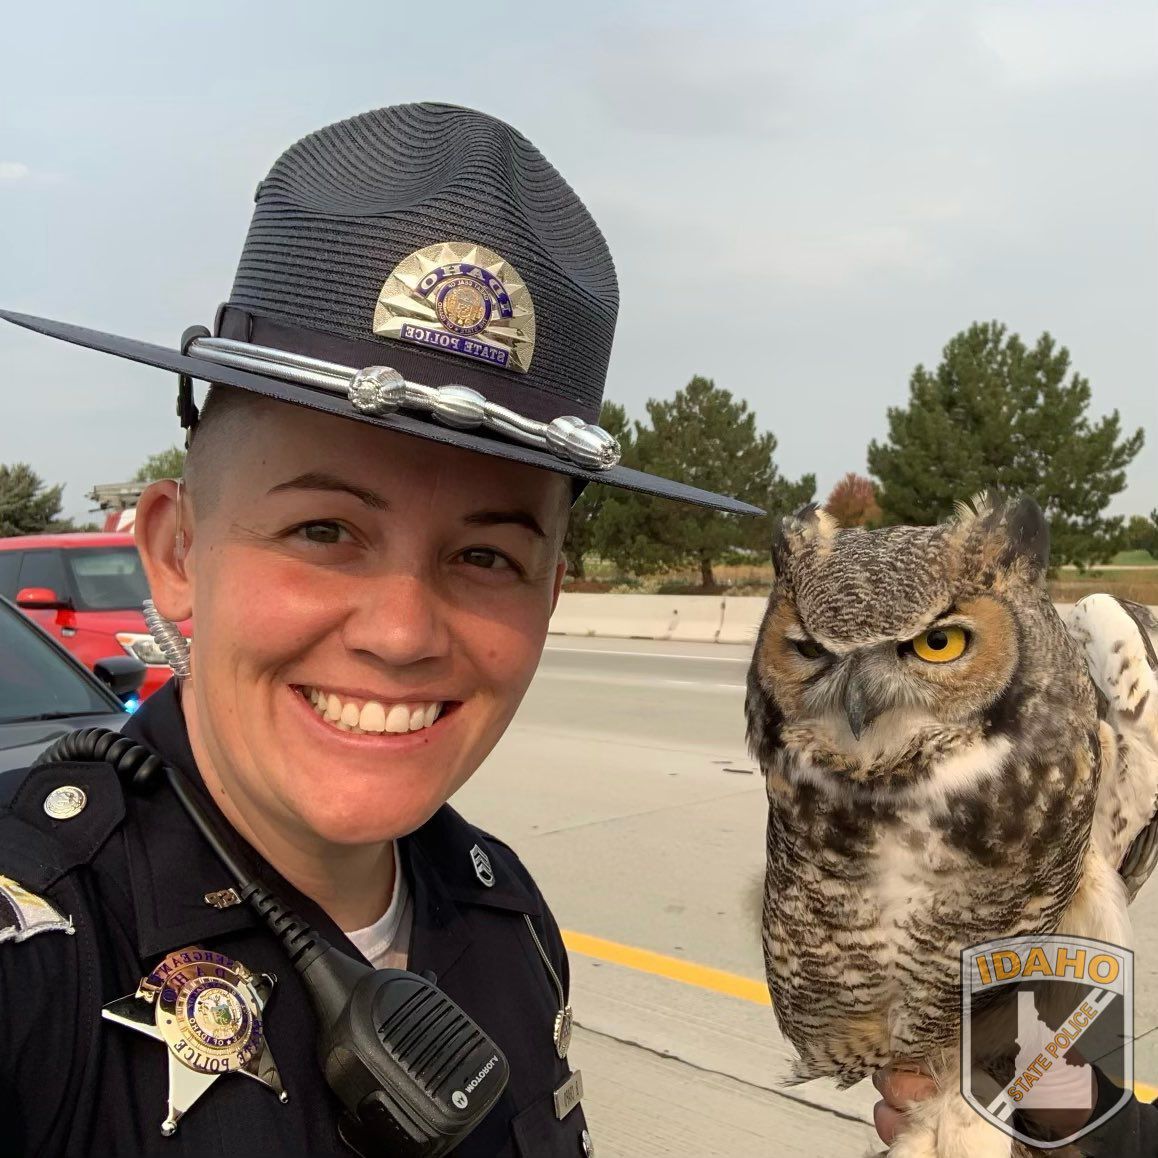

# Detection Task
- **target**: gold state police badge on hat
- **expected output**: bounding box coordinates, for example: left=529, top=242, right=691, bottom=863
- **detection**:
left=102, top=945, right=286, bottom=1136
left=374, top=242, right=536, bottom=373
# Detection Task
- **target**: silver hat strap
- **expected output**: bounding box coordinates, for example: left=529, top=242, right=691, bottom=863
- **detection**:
left=185, top=337, right=621, bottom=472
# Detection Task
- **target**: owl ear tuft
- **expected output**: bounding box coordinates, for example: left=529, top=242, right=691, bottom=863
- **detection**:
left=953, top=490, right=998, bottom=526
left=772, top=504, right=839, bottom=575
left=1000, top=496, right=1050, bottom=574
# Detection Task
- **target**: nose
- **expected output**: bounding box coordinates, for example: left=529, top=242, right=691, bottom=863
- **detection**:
left=842, top=666, right=881, bottom=740
left=340, top=570, right=452, bottom=669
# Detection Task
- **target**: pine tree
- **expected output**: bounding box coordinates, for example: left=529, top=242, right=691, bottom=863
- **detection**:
left=1123, top=512, right=1158, bottom=558
left=0, top=463, right=72, bottom=537
left=867, top=323, right=1144, bottom=567
left=595, top=377, right=814, bottom=587
left=134, top=446, right=187, bottom=483
left=562, top=402, right=631, bottom=581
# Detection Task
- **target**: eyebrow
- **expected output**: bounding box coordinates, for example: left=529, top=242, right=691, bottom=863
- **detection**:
left=463, top=509, right=547, bottom=539
left=267, top=472, right=390, bottom=511
left=267, top=473, right=547, bottom=537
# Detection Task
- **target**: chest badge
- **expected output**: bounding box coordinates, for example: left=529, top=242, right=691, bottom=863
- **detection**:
left=102, top=945, right=287, bottom=1136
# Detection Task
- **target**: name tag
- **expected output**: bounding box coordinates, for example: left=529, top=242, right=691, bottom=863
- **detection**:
left=553, top=1069, right=584, bottom=1120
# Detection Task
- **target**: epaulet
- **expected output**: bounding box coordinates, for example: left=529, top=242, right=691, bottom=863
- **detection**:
left=0, top=759, right=126, bottom=894
left=409, top=804, right=543, bottom=917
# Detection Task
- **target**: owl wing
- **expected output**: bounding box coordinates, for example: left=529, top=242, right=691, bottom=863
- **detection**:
left=1065, top=595, right=1158, bottom=901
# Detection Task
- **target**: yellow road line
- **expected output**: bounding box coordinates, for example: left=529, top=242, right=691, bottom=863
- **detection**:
left=562, top=929, right=771, bottom=1006
left=563, top=929, right=1158, bottom=1103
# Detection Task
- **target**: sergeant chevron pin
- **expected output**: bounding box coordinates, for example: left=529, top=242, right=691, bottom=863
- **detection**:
left=102, top=945, right=286, bottom=1136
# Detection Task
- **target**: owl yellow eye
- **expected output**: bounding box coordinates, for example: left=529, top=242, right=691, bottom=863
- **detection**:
left=911, top=626, right=969, bottom=663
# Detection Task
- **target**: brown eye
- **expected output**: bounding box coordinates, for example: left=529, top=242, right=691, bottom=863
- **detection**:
left=793, top=638, right=829, bottom=661
left=298, top=521, right=345, bottom=545
left=460, top=548, right=514, bottom=571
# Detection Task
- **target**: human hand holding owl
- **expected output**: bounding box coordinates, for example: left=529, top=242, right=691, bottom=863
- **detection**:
left=746, top=495, right=1158, bottom=1158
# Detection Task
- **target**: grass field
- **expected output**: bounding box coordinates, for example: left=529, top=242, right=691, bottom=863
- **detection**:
left=566, top=561, right=1158, bottom=604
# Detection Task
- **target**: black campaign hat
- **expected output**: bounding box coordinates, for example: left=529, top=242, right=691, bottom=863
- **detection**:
left=1, top=103, right=760, bottom=515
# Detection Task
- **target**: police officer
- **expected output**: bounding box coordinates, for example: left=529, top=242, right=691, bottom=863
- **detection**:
left=0, top=103, right=757, bottom=1157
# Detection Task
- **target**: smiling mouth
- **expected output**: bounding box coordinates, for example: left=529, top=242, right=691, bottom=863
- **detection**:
left=296, top=686, right=452, bottom=736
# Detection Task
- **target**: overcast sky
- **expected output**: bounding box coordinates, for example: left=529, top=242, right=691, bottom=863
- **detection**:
left=2, top=0, right=1155, bottom=521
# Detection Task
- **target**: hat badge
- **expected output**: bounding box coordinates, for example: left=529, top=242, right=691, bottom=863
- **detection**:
left=374, top=241, right=536, bottom=373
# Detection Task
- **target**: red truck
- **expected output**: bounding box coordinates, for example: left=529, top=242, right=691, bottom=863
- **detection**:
left=0, top=532, right=190, bottom=700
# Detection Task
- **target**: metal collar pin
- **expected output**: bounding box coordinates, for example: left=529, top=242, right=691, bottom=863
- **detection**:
left=43, top=786, right=87, bottom=820
left=470, top=844, right=495, bottom=888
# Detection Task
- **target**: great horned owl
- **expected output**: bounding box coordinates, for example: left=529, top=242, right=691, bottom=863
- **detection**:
left=746, top=495, right=1158, bottom=1157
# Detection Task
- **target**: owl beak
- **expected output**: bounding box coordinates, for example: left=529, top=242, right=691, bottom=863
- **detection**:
left=842, top=676, right=879, bottom=740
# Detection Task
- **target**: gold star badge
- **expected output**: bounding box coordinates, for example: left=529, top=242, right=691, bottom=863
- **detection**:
left=102, top=946, right=286, bottom=1135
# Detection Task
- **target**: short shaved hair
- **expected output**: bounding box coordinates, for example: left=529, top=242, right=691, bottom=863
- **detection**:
left=182, top=387, right=268, bottom=512
left=184, top=387, right=572, bottom=546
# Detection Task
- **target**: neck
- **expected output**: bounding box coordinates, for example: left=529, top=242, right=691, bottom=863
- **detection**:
left=180, top=684, right=396, bottom=931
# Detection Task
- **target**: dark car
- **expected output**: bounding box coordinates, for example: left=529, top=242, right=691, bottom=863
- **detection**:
left=0, top=594, right=147, bottom=775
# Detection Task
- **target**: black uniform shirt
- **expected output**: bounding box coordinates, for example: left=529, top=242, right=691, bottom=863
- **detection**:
left=0, top=683, right=589, bottom=1157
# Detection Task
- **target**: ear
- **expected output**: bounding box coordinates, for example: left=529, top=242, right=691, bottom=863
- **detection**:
left=1001, top=496, right=1050, bottom=574
left=134, top=480, right=194, bottom=621
left=549, top=557, right=567, bottom=615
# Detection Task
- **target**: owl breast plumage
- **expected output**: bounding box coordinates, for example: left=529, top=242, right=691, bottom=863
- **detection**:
left=746, top=494, right=1158, bottom=1147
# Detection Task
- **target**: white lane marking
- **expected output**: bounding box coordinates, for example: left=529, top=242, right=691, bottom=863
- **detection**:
left=543, top=645, right=750, bottom=663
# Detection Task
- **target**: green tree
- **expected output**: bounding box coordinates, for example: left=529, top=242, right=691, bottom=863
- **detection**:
left=134, top=445, right=186, bottom=483
left=0, top=463, right=74, bottom=537
left=562, top=402, right=631, bottom=580
left=1123, top=512, right=1158, bottom=558
left=595, top=377, right=815, bottom=587
left=867, top=322, right=1144, bottom=567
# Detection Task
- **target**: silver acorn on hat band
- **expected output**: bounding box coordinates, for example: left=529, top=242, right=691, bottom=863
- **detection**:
left=187, top=338, right=621, bottom=472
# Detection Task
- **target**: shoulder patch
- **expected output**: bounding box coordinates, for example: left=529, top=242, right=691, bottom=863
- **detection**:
left=0, top=874, right=73, bottom=943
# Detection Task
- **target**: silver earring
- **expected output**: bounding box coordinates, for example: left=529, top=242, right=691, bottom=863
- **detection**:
left=142, top=599, right=191, bottom=679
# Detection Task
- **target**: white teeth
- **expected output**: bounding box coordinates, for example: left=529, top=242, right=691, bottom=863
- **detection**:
left=385, top=704, right=411, bottom=734
left=304, top=688, right=443, bottom=736
left=360, top=701, right=386, bottom=733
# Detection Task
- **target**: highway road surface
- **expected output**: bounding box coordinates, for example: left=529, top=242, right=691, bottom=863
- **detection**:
left=455, top=635, right=1158, bottom=1158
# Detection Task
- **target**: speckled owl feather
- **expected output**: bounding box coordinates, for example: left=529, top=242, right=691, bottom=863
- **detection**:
left=746, top=495, right=1158, bottom=1158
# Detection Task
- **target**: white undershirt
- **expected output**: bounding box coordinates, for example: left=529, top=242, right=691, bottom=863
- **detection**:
left=345, top=842, right=412, bottom=969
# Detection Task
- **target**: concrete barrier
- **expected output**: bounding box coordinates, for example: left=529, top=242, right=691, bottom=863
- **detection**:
left=549, top=593, right=735, bottom=643
left=667, top=597, right=726, bottom=642
left=548, top=593, right=681, bottom=640
left=719, top=597, right=767, bottom=645
left=548, top=594, right=1157, bottom=645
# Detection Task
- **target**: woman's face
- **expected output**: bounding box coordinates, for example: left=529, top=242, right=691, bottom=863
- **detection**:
left=161, top=401, right=568, bottom=847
